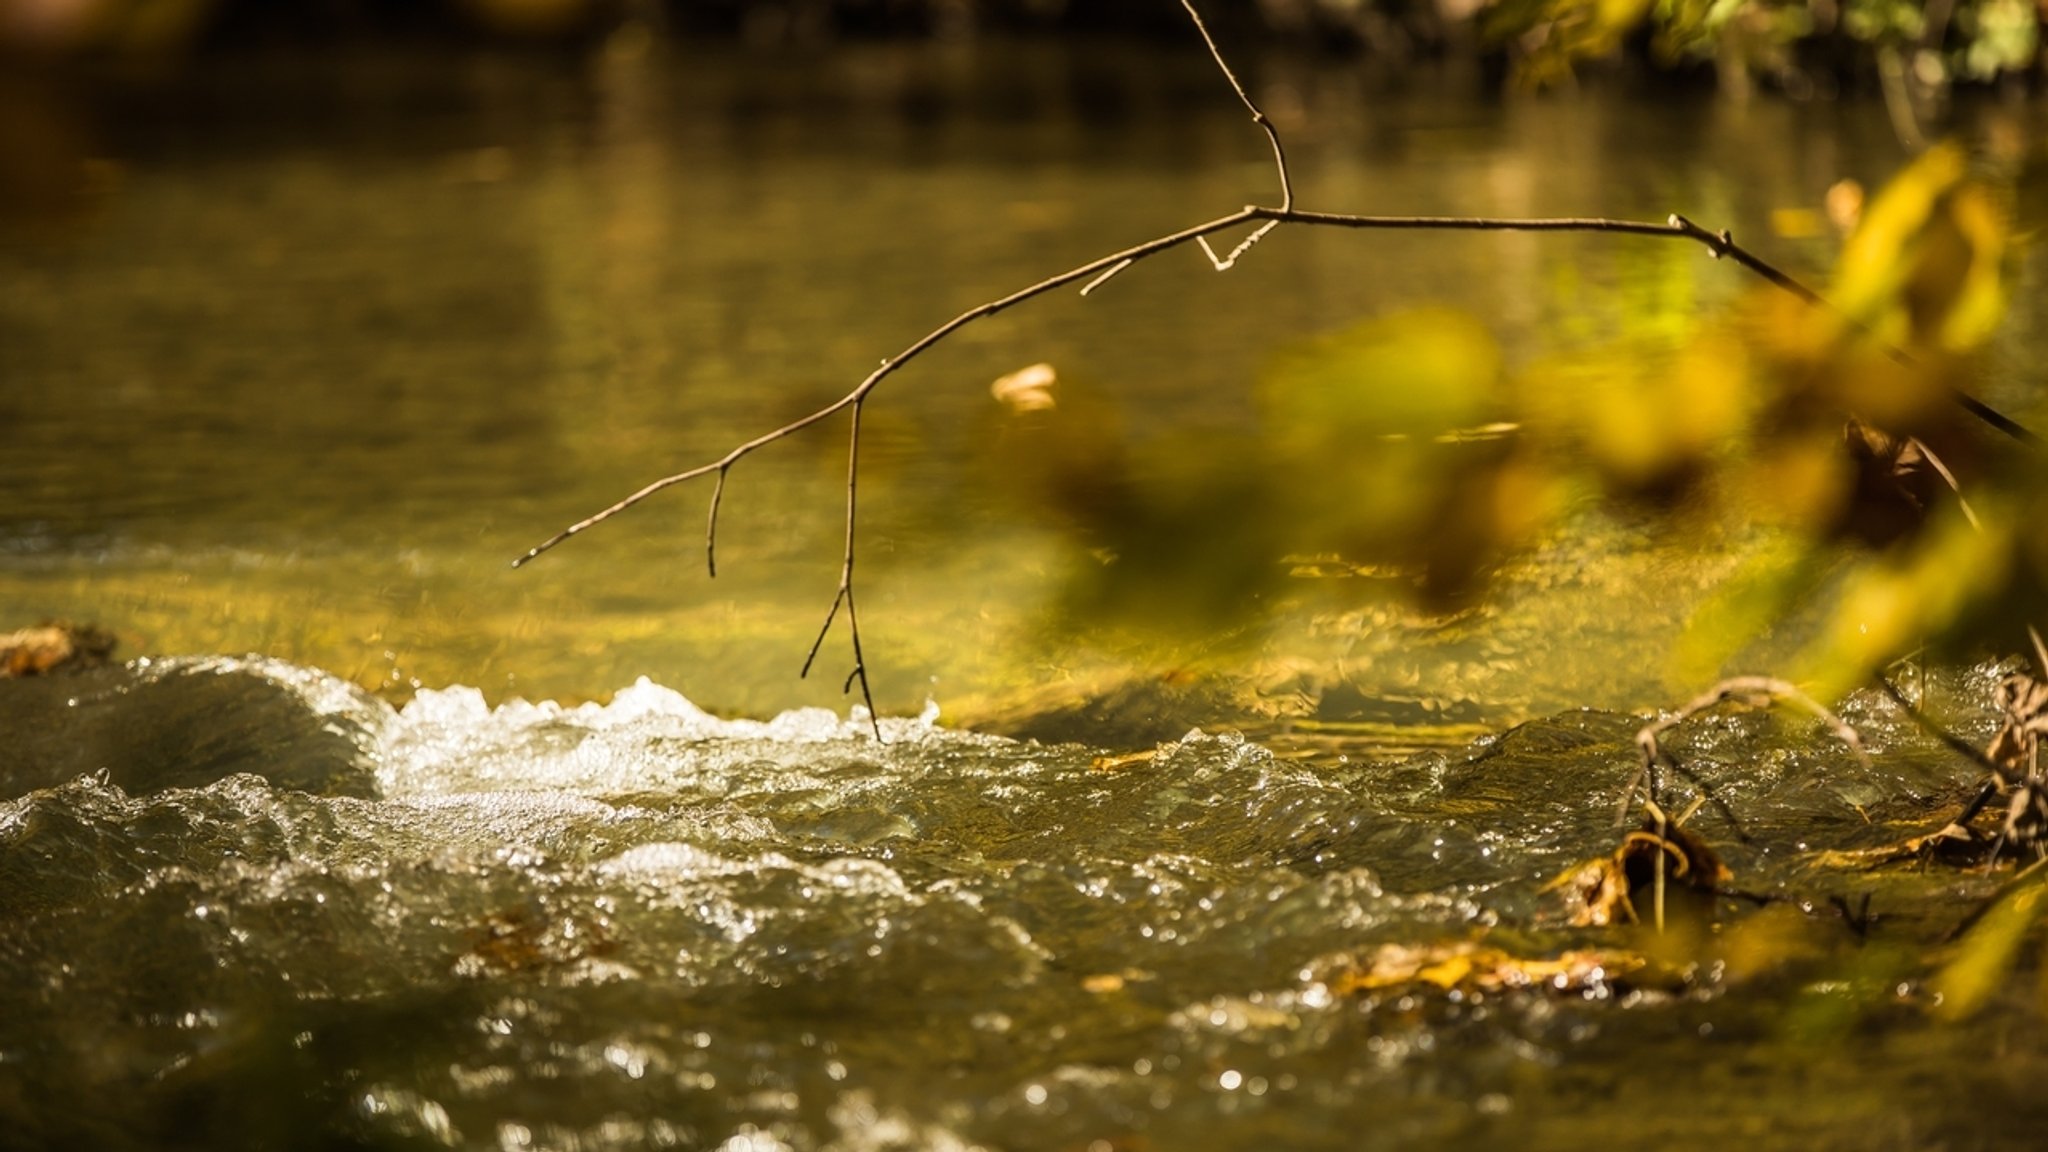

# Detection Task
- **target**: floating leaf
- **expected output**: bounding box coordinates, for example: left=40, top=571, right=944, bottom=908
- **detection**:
left=1316, top=940, right=1652, bottom=997
left=1811, top=823, right=1993, bottom=870
left=992, top=362, right=1058, bottom=413
left=0, top=622, right=116, bottom=677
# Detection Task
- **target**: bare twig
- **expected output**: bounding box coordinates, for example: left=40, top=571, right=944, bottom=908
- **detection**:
left=515, top=207, right=2031, bottom=570
left=705, top=467, right=728, bottom=578
left=1666, top=214, right=1822, bottom=304
left=1196, top=220, right=1282, bottom=271
left=514, top=204, right=1265, bottom=571
left=1911, top=437, right=1982, bottom=532
left=1620, top=676, right=1870, bottom=837
left=1940, top=385, right=2035, bottom=446
left=1178, top=0, right=1292, bottom=211
left=1646, top=798, right=1670, bottom=932
left=801, top=587, right=842, bottom=678
left=1874, top=672, right=2003, bottom=778
left=1079, top=258, right=1134, bottom=296
left=797, top=398, right=882, bottom=739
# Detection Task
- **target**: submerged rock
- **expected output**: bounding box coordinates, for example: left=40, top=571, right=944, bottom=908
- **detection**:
left=0, top=656, right=392, bottom=800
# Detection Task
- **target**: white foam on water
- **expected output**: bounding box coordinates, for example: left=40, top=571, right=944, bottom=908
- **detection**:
left=594, top=840, right=775, bottom=883
left=378, top=675, right=947, bottom=799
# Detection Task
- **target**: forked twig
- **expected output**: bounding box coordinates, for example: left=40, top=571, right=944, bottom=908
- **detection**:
left=513, top=1, right=2039, bottom=731
left=515, top=210, right=2012, bottom=570
left=1620, top=681, right=1867, bottom=932
left=1177, top=0, right=1292, bottom=212
left=796, top=398, right=881, bottom=739
left=1619, top=676, right=1871, bottom=838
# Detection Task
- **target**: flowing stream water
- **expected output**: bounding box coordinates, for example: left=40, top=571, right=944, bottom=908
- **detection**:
left=0, top=654, right=2041, bottom=1150
left=5, top=30, right=2048, bottom=1151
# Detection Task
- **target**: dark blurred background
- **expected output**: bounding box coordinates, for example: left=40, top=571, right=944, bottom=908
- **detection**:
left=0, top=0, right=1470, bottom=55
left=2, top=0, right=2041, bottom=87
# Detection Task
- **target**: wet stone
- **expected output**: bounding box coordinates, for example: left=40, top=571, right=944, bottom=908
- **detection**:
left=0, top=656, right=389, bottom=801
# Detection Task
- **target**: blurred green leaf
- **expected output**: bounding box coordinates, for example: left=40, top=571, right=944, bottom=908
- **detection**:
left=1670, top=536, right=1825, bottom=687
left=1801, top=503, right=2012, bottom=699
left=1932, top=864, right=2048, bottom=1022
left=1262, top=308, right=1502, bottom=445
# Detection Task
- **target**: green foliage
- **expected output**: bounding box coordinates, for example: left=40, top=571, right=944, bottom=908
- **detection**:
left=1263, top=309, right=1501, bottom=441
left=1002, top=138, right=2040, bottom=704
left=1483, top=0, right=2042, bottom=90
left=1957, top=0, right=2041, bottom=79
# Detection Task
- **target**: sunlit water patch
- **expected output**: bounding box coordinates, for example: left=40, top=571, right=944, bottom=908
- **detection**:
left=3, top=657, right=2045, bottom=1150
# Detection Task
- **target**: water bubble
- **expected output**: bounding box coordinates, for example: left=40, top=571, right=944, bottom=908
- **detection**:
left=604, top=1042, right=647, bottom=1079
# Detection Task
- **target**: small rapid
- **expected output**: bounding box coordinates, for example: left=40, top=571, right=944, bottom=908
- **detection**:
left=1, top=657, right=2035, bottom=1150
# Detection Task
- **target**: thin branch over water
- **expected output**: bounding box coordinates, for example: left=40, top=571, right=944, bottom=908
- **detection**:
left=514, top=1, right=2038, bottom=728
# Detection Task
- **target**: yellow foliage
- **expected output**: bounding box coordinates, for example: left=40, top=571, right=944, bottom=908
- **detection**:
left=1931, top=862, right=2048, bottom=1022
left=1670, top=538, right=1822, bottom=689
left=1714, top=902, right=1836, bottom=986
left=1261, top=307, right=1503, bottom=444
left=1802, top=503, right=2013, bottom=699
left=1832, top=142, right=2012, bottom=354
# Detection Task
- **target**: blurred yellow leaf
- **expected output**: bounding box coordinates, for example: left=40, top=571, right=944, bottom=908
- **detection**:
left=1832, top=142, right=2011, bottom=353
left=1262, top=308, right=1501, bottom=445
left=1802, top=503, right=2013, bottom=698
left=991, top=362, right=1058, bottom=413
left=1670, top=538, right=1823, bottom=688
left=1259, top=308, right=1521, bottom=593
left=1770, top=208, right=1826, bottom=240
left=1715, top=902, right=1835, bottom=986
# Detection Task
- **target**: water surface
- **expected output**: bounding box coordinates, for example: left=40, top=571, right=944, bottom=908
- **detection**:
left=0, top=656, right=2034, bottom=1150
